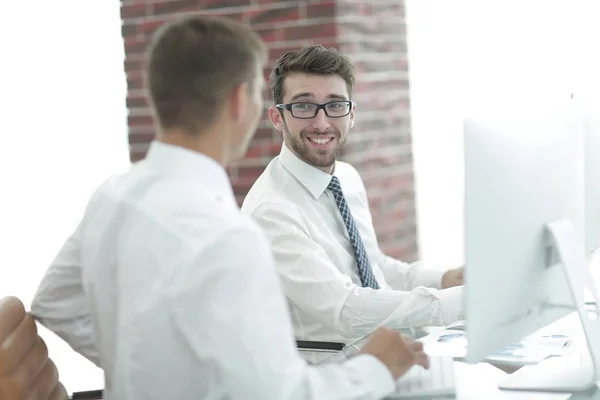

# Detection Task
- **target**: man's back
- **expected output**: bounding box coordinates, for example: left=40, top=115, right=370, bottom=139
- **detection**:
left=78, top=142, right=260, bottom=398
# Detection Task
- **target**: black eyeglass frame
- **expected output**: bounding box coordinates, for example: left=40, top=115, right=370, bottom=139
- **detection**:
left=275, top=100, right=354, bottom=119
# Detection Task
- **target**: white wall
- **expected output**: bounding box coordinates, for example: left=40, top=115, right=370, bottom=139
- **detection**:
left=406, top=0, right=595, bottom=267
left=0, top=0, right=130, bottom=393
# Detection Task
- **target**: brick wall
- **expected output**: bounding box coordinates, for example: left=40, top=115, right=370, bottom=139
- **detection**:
left=120, top=0, right=418, bottom=261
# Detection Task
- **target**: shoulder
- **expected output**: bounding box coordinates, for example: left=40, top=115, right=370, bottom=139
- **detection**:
left=242, top=157, right=300, bottom=214
left=245, top=201, right=312, bottom=239
left=163, top=214, right=278, bottom=298
left=187, top=214, right=275, bottom=275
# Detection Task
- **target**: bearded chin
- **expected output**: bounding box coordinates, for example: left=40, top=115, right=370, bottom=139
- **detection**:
left=282, top=127, right=347, bottom=169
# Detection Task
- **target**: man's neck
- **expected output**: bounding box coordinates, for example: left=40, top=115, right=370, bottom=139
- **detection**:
left=158, top=128, right=230, bottom=166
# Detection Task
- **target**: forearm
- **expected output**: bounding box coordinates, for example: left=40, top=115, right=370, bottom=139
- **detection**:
left=338, top=285, right=463, bottom=336
left=379, top=254, right=446, bottom=291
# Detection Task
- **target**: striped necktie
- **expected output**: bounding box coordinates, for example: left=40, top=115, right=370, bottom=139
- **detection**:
left=328, top=176, right=380, bottom=289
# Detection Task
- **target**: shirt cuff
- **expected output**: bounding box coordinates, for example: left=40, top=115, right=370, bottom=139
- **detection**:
left=344, top=354, right=396, bottom=398
left=437, top=285, right=464, bottom=325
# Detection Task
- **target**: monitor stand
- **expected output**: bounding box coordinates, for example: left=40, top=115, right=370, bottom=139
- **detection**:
left=499, top=218, right=600, bottom=393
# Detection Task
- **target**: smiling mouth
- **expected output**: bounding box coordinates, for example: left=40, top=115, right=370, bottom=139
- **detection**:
left=307, top=137, right=334, bottom=145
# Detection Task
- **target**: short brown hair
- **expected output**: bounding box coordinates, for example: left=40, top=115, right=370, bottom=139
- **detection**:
left=270, top=45, right=356, bottom=105
left=146, top=15, right=267, bottom=134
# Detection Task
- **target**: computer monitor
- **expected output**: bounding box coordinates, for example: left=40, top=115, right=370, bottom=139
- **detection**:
left=582, top=95, right=600, bottom=257
left=576, top=93, right=600, bottom=304
left=462, top=98, right=600, bottom=392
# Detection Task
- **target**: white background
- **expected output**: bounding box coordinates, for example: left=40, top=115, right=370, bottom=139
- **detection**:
left=406, top=0, right=600, bottom=267
left=0, top=0, right=130, bottom=392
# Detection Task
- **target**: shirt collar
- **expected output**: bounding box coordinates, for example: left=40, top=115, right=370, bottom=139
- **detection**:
left=279, top=142, right=335, bottom=199
left=144, top=140, right=235, bottom=200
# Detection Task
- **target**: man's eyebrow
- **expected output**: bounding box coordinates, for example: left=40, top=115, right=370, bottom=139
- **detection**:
left=290, top=92, right=313, bottom=101
left=289, top=92, right=349, bottom=101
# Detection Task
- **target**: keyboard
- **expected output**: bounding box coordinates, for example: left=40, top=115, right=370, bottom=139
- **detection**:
left=387, top=354, right=456, bottom=399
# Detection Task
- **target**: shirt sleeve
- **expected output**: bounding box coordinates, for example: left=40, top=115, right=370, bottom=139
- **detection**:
left=250, top=203, right=464, bottom=339
left=29, top=221, right=101, bottom=367
left=167, top=221, right=396, bottom=400
left=377, top=254, right=446, bottom=291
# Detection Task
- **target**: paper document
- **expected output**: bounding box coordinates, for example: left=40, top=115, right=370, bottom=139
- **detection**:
left=422, top=329, right=572, bottom=367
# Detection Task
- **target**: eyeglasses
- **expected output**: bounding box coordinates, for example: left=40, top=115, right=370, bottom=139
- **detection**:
left=276, top=101, right=353, bottom=119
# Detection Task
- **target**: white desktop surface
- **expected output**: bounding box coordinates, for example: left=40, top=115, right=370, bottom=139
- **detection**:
left=448, top=361, right=570, bottom=400
left=385, top=300, right=600, bottom=398
left=410, top=337, right=572, bottom=400
left=413, top=309, right=600, bottom=399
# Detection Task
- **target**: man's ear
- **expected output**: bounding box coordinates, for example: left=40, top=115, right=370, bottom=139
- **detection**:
left=268, top=105, right=285, bottom=131
left=229, top=82, right=248, bottom=122
left=349, top=101, right=356, bottom=129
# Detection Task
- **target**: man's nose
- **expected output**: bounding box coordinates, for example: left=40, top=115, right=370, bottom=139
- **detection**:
left=311, top=108, right=331, bottom=131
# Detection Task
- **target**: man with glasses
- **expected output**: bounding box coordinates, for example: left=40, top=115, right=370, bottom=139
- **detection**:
left=241, top=45, right=465, bottom=346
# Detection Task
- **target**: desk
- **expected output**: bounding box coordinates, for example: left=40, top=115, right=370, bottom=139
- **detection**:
left=445, top=362, right=571, bottom=400
left=322, top=311, right=600, bottom=399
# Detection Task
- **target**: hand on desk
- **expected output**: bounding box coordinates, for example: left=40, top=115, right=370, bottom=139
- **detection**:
left=442, top=267, right=464, bottom=289
left=359, top=327, right=429, bottom=380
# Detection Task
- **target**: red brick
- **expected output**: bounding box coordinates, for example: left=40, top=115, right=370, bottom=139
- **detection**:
left=282, top=23, right=336, bottom=41
left=255, top=26, right=278, bottom=43
left=253, top=127, right=275, bottom=141
left=247, top=5, right=300, bottom=27
left=236, top=165, right=268, bottom=188
left=265, top=140, right=284, bottom=158
left=128, top=132, right=155, bottom=145
left=121, top=3, right=147, bottom=20
left=126, top=94, right=149, bottom=109
left=337, top=2, right=373, bottom=17
left=126, top=74, right=145, bottom=91
left=244, top=143, right=263, bottom=159
left=123, top=36, right=148, bottom=55
left=128, top=115, right=154, bottom=127
left=150, top=0, right=200, bottom=16
left=138, top=18, right=168, bottom=37
left=256, top=0, right=297, bottom=4
left=208, top=10, right=246, bottom=22
left=201, top=0, right=251, bottom=9
left=306, top=2, right=336, bottom=19
left=121, top=22, right=137, bottom=38
left=124, top=58, right=144, bottom=74
left=268, top=45, right=300, bottom=64
left=130, top=151, right=147, bottom=163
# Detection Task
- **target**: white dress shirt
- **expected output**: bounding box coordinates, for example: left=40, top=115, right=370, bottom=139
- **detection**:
left=241, top=144, right=463, bottom=344
left=30, top=141, right=396, bottom=400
